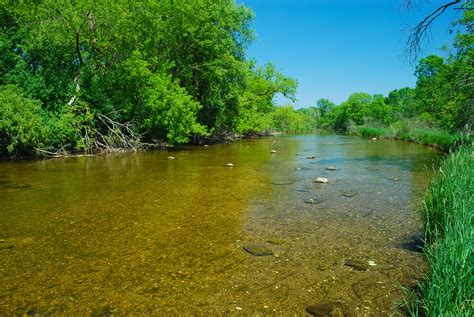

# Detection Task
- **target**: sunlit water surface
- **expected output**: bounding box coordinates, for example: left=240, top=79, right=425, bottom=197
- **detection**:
left=0, top=135, right=440, bottom=315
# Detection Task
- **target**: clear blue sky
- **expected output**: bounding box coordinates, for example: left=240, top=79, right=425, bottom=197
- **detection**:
left=240, top=0, right=459, bottom=107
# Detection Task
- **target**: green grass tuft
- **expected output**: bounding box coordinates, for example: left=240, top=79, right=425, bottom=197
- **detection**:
left=411, top=129, right=462, bottom=152
left=352, top=120, right=471, bottom=151
left=409, top=143, right=474, bottom=316
left=356, top=126, right=387, bottom=138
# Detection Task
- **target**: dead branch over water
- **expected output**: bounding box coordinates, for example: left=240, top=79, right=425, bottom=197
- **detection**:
left=404, top=0, right=466, bottom=63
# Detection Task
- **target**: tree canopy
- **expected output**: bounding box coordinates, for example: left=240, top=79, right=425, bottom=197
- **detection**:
left=0, top=0, right=300, bottom=157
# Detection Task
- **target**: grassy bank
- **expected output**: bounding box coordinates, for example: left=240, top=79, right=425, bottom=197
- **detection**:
left=353, top=123, right=467, bottom=151
left=407, top=143, right=473, bottom=316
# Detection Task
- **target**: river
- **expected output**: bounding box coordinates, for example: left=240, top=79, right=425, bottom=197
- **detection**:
left=0, top=134, right=440, bottom=315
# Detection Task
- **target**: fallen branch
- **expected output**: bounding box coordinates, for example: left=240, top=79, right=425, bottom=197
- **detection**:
left=80, top=113, right=149, bottom=153
left=35, top=144, right=70, bottom=157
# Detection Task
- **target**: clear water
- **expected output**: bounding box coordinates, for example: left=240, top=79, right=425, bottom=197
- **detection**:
left=0, top=135, right=440, bottom=315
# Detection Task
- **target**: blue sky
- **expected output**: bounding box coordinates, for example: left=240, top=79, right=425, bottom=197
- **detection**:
left=240, top=0, right=460, bottom=107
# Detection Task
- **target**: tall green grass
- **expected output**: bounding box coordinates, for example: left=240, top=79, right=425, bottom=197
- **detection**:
left=353, top=121, right=468, bottom=151
left=410, top=129, right=462, bottom=151
left=356, top=126, right=387, bottom=138
left=408, top=143, right=473, bottom=316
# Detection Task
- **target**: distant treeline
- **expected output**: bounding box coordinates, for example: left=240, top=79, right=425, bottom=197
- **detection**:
left=0, top=0, right=304, bottom=157
left=306, top=4, right=472, bottom=143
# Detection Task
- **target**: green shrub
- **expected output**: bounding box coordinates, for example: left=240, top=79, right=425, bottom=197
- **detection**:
left=0, top=85, right=96, bottom=157
left=0, top=85, right=50, bottom=156
left=48, top=102, right=96, bottom=152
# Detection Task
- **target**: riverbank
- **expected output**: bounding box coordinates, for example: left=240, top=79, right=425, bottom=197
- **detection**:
left=0, top=131, right=282, bottom=160
left=351, top=125, right=469, bottom=152
left=406, top=143, right=473, bottom=316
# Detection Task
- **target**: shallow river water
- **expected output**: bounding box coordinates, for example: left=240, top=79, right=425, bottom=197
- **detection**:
left=0, top=135, right=440, bottom=316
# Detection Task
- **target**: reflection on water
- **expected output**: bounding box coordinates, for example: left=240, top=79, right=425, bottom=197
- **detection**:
left=0, top=135, right=439, bottom=315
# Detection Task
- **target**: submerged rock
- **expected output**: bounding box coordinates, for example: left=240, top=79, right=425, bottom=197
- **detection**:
left=243, top=243, right=273, bottom=256
left=271, top=181, right=293, bottom=185
left=26, top=308, right=40, bottom=316
left=315, top=177, right=329, bottom=184
left=341, top=190, right=358, bottom=198
left=303, top=198, right=320, bottom=204
left=305, top=303, right=338, bottom=316
left=344, top=259, right=369, bottom=271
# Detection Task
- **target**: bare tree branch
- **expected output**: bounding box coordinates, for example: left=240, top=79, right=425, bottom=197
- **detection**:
left=404, top=0, right=463, bottom=64
left=35, top=145, right=70, bottom=157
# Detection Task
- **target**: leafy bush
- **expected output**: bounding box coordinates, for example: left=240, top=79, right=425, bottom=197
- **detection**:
left=48, top=102, right=96, bottom=152
left=0, top=85, right=49, bottom=156
left=0, top=85, right=97, bottom=156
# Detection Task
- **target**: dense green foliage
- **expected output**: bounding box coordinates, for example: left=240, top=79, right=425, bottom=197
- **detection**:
left=270, top=106, right=315, bottom=134
left=1, top=0, right=471, bottom=158
left=406, top=144, right=473, bottom=316
left=0, top=85, right=49, bottom=156
left=235, top=63, right=298, bottom=134
left=0, top=0, right=302, bottom=157
left=0, top=85, right=91, bottom=156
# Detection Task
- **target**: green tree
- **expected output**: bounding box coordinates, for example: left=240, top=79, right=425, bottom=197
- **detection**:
left=316, top=98, right=335, bottom=117
left=340, top=92, right=372, bottom=125
left=368, top=94, right=393, bottom=125
left=271, top=106, right=313, bottom=133
left=414, top=55, right=465, bottom=129
left=236, top=62, right=297, bottom=135
left=385, top=87, right=418, bottom=118
left=113, top=51, right=207, bottom=144
left=156, top=0, right=255, bottom=132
